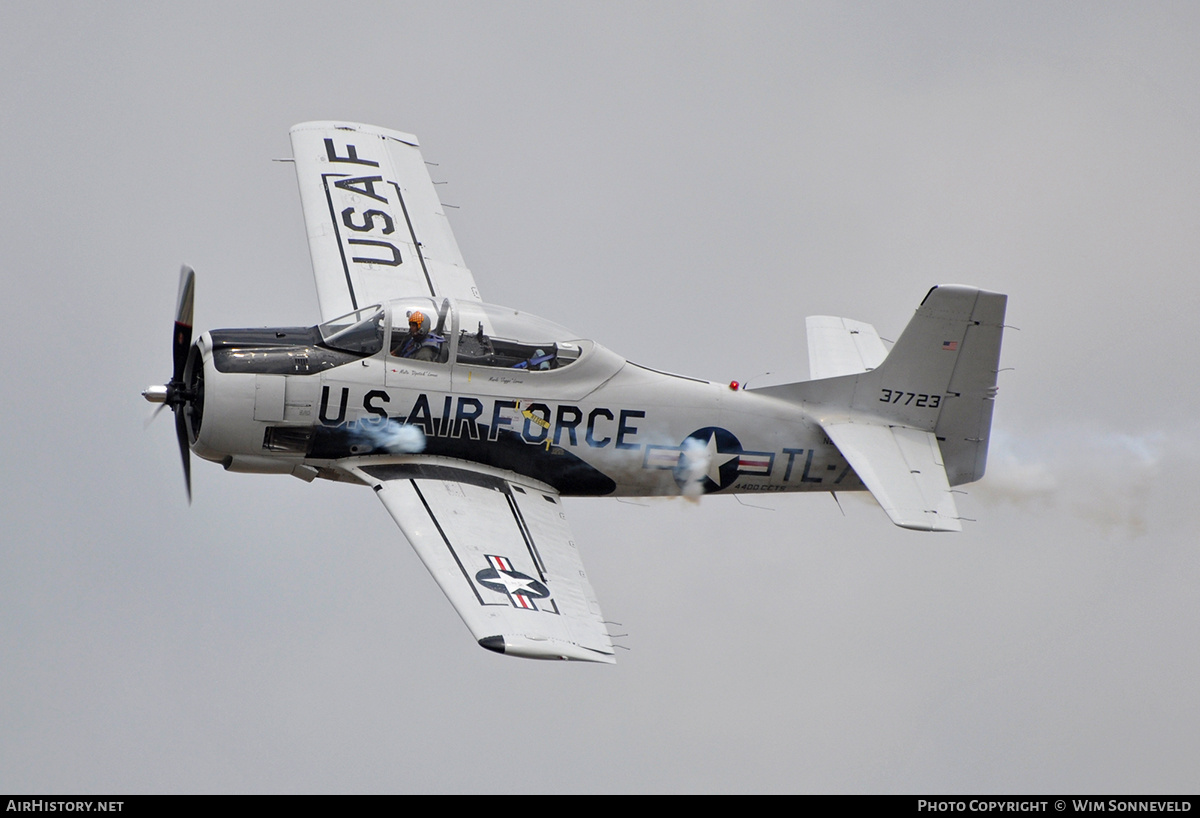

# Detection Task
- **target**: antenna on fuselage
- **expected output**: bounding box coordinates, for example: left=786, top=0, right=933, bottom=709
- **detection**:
left=830, top=491, right=845, bottom=516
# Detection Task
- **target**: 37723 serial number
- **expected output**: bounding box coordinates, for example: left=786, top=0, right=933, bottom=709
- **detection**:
left=879, top=389, right=941, bottom=408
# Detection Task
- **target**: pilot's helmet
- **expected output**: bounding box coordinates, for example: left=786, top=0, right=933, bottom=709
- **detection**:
left=407, top=310, right=428, bottom=334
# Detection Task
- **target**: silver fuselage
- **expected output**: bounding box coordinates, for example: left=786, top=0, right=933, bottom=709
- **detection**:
left=186, top=299, right=863, bottom=498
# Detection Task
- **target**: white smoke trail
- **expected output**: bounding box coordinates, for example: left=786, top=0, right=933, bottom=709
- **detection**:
left=353, top=420, right=427, bottom=454
left=973, top=426, right=1165, bottom=536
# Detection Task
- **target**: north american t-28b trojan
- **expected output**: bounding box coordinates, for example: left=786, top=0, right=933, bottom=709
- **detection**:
left=145, top=122, right=1007, bottom=663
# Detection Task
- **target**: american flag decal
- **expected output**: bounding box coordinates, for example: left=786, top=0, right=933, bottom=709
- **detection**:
left=942, top=340, right=959, bottom=351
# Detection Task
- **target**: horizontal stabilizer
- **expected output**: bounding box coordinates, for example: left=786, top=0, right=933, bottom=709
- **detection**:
left=823, top=423, right=961, bottom=532
left=806, top=316, right=889, bottom=380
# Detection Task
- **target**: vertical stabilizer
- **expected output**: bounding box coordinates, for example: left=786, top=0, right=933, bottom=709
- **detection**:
left=798, top=285, right=1006, bottom=485
left=751, top=285, right=1007, bottom=528
left=863, top=285, right=1007, bottom=484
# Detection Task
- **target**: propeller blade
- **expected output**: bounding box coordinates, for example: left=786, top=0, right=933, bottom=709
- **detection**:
left=147, top=263, right=198, bottom=503
left=172, top=265, right=195, bottom=383
left=175, top=403, right=192, bottom=504
left=143, top=401, right=169, bottom=429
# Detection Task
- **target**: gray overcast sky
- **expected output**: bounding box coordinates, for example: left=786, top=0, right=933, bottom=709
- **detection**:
left=2, top=1, right=1198, bottom=794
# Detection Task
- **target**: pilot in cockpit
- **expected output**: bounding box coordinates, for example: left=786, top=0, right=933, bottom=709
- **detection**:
left=394, top=309, right=445, bottom=361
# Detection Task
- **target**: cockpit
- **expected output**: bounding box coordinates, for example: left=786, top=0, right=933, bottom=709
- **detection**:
left=317, top=298, right=587, bottom=372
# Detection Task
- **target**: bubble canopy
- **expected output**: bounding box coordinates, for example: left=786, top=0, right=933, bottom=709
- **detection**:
left=317, top=299, right=587, bottom=370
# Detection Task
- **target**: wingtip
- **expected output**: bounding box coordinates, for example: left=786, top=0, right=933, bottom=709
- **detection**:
left=477, top=636, right=616, bottom=664
left=478, top=636, right=506, bottom=655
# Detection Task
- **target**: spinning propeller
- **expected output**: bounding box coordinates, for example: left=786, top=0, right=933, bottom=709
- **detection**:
left=143, top=265, right=197, bottom=502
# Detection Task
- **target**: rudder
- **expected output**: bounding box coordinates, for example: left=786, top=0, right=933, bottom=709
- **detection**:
left=859, top=285, right=1007, bottom=485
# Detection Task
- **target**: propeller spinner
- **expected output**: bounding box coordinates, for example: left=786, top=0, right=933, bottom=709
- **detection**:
left=143, top=265, right=197, bottom=502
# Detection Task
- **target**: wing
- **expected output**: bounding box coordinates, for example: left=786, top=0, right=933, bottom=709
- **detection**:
left=822, top=422, right=962, bottom=532
left=806, top=316, right=889, bottom=380
left=343, top=462, right=616, bottom=663
left=289, top=121, right=482, bottom=322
